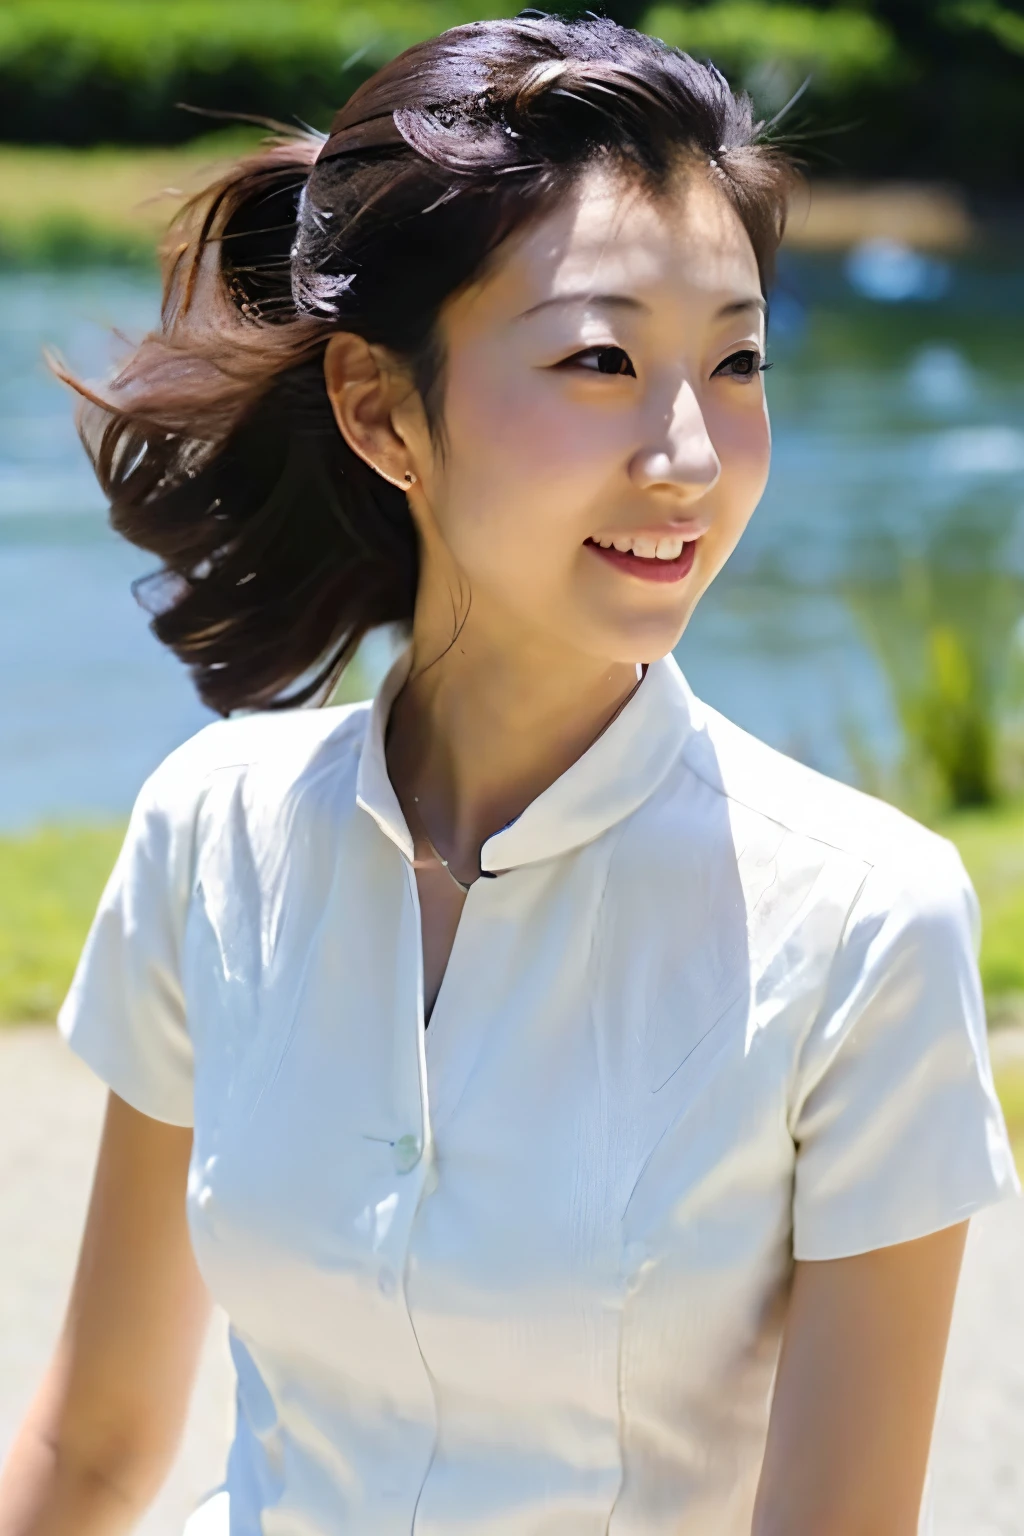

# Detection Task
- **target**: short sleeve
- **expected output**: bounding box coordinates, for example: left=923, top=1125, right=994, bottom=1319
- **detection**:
left=791, top=837, right=1019, bottom=1261
left=58, top=754, right=200, bottom=1127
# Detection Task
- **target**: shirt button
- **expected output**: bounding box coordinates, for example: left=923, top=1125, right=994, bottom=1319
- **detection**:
left=393, top=1133, right=422, bottom=1173
left=377, top=1267, right=398, bottom=1298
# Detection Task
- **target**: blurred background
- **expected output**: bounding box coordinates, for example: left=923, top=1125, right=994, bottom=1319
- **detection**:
left=0, top=4, right=1022, bottom=1532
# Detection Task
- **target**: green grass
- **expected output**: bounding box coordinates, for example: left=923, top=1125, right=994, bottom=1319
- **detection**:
left=938, top=800, right=1024, bottom=1004
left=994, top=1069, right=1024, bottom=1173
left=993, top=1065, right=1024, bottom=1175
left=0, top=134, right=263, bottom=267
left=0, top=824, right=125, bottom=1022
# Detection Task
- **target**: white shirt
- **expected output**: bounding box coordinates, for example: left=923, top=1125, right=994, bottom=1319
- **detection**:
left=60, top=649, right=1018, bottom=1536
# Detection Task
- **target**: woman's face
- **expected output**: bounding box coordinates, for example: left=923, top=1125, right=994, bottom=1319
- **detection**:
left=397, top=160, right=772, bottom=667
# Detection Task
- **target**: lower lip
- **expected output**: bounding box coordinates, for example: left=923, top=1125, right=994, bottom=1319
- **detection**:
left=585, top=538, right=698, bottom=584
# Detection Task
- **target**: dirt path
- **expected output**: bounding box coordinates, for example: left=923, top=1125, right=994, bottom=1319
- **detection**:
left=1, top=1024, right=1021, bottom=1534
left=0, top=1026, right=234, bottom=1535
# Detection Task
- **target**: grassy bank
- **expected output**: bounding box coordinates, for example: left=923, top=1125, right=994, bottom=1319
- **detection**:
left=997, top=1065, right=1024, bottom=1171
left=0, top=823, right=124, bottom=1021
left=0, top=140, right=978, bottom=268
left=0, top=136, right=261, bottom=267
left=938, top=800, right=1024, bottom=1017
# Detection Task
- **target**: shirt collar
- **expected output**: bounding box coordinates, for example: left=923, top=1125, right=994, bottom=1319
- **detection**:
left=355, top=645, right=696, bottom=874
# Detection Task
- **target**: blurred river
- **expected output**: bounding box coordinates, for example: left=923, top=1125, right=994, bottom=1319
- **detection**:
left=1, top=249, right=1023, bottom=829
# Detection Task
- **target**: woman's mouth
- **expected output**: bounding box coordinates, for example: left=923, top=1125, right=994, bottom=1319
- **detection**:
left=584, top=535, right=698, bottom=583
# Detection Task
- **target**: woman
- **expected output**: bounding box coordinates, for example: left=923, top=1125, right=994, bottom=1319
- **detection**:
left=0, top=12, right=1017, bottom=1536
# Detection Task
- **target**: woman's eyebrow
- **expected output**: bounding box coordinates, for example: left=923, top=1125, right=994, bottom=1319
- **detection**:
left=514, top=292, right=650, bottom=321
left=716, top=296, right=767, bottom=320
left=515, top=292, right=766, bottom=323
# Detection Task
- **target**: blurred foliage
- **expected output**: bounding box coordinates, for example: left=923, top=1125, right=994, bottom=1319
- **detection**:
left=644, top=4, right=896, bottom=90
left=326, top=651, right=378, bottom=706
left=0, top=0, right=1019, bottom=187
left=638, top=0, right=1024, bottom=189
left=915, top=625, right=995, bottom=807
left=844, top=499, right=1024, bottom=813
left=946, top=0, right=1024, bottom=55
left=0, top=1, right=514, bottom=145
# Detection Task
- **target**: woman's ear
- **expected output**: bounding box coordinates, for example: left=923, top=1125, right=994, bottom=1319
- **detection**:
left=323, top=332, right=417, bottom=488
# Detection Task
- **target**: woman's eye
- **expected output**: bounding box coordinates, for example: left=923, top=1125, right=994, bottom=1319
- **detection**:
left=562, top=345, right=637, bottom=378
left=713, top=349, right=768, bottom=381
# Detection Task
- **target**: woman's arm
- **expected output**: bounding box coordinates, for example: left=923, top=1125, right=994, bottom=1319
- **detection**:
left=753, top=1221, right=968, bottom=1536
left=0, top=1091, right=211, bottom=1536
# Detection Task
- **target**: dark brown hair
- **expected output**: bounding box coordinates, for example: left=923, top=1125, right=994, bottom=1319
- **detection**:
left=64, top=11, right=797, bottom=715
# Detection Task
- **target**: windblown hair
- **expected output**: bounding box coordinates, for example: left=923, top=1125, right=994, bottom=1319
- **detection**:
left=64, top=11, right=797, bottom=714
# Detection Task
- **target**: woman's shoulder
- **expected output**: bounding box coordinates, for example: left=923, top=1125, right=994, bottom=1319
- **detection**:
left=134, top=697, right=374, bottom=835
left=682, top=697, right=960, bottom=884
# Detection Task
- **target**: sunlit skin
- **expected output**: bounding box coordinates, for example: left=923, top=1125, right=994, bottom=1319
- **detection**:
left=323, top=161, right=771, bottom=990
left=403, top=161, right=771, bottom=669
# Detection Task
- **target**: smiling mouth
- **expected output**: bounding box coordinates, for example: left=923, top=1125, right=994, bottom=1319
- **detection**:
left=584, top=537, right=699, bottom=583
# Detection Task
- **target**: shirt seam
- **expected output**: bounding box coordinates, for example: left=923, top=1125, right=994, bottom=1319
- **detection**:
left=784, top=863, right=874, bottom=1139
left=187, top=709, right=367, bottom=783
left=174, top=724, right=364, bottom=1030
left=586, top=813, right=634, bottom=1536
left=676, top=725, right=906, bottom=870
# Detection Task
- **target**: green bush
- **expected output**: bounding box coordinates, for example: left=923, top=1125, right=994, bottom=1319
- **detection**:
left=844, top=498, right=1024, bottom=814
left=0, top=1, right=514, bottom=145
left=0, top=1, right=897, bottom=142
left=0, top=2, right=1020, bottom=187
left=643, top=3, right=896, bottom=92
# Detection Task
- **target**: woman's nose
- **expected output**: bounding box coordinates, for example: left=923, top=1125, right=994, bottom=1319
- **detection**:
left=629, top=380, right=721, bottom=499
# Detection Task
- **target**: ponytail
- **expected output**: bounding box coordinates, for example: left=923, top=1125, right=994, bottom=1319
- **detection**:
left=60, top=130, right=418, bottom=715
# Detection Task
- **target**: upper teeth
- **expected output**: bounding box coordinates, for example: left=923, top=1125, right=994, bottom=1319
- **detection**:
left=595, top=533, right=688, bottom=560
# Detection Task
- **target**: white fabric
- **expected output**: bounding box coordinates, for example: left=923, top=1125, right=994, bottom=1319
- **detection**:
left=182, top=1491, right=229, bottom=1536
left=59, top=650, right=1019, bottom=1536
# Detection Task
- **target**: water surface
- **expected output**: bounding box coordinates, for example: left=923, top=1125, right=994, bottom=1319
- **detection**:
left=1, top=254, right=1022, bottom=828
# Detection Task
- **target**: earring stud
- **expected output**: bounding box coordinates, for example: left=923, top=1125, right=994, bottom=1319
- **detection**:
left=403, top=470, right=416, bottom=484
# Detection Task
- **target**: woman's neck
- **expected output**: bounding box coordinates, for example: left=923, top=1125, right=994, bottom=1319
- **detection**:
left=384, top=620, right=642, bottom=878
